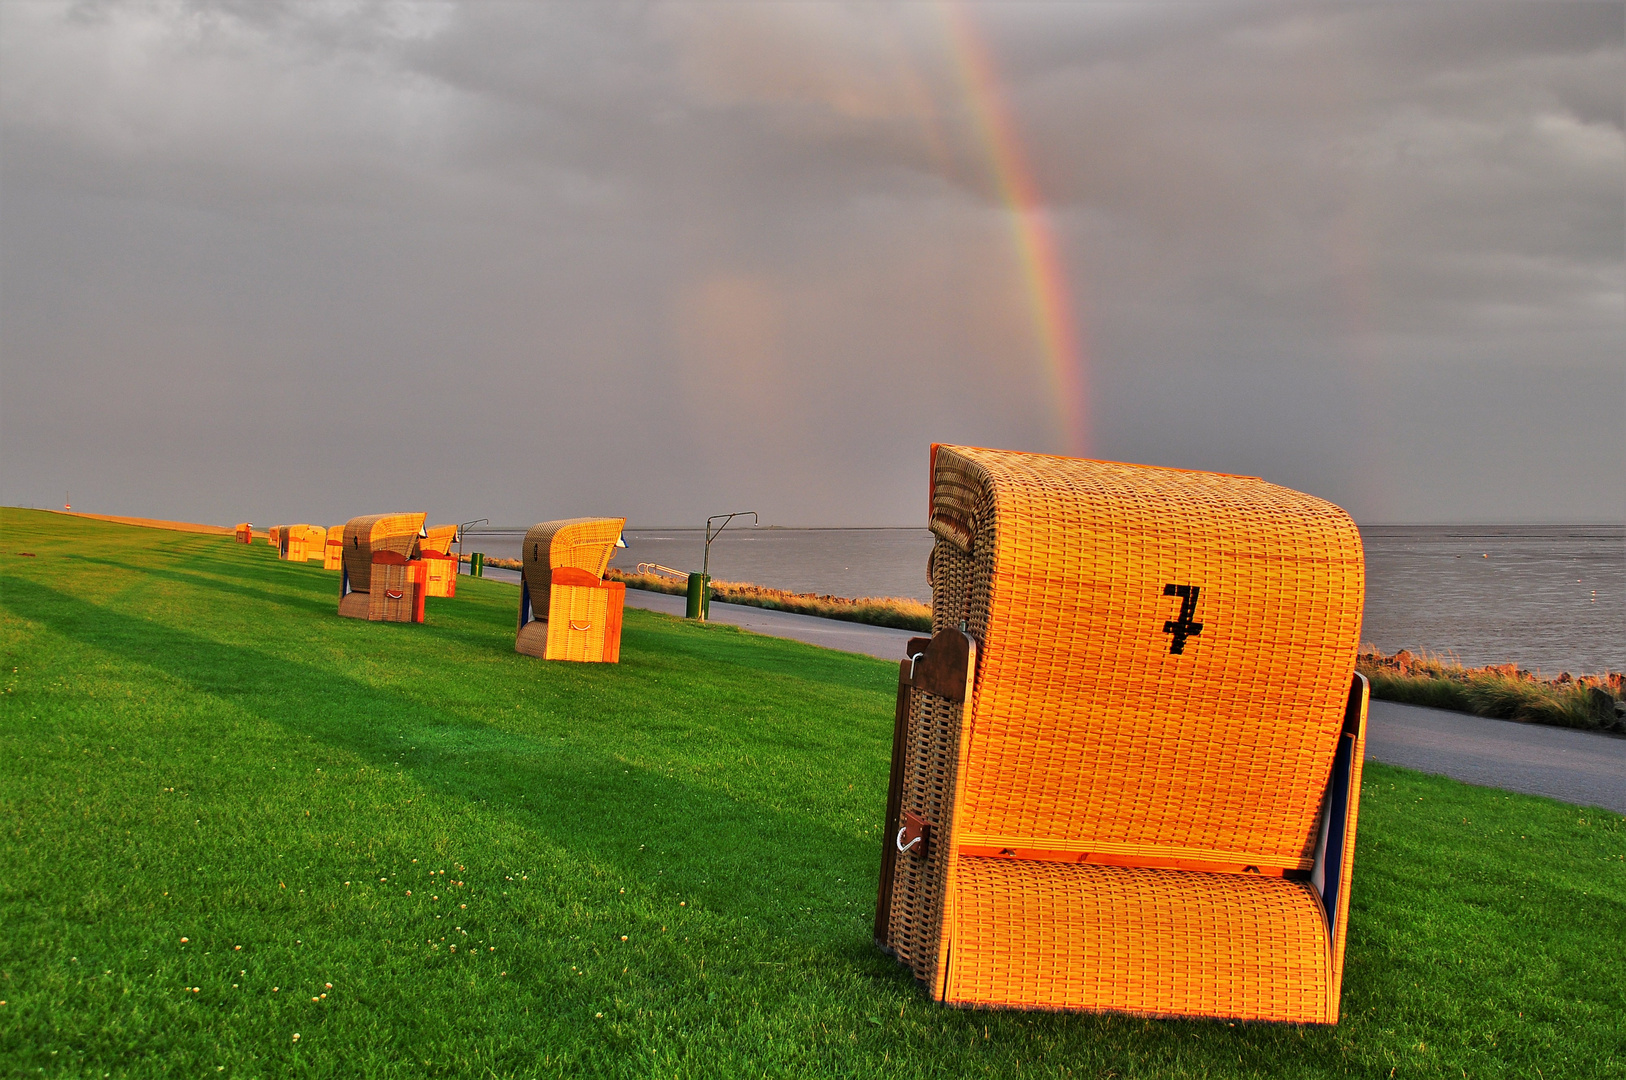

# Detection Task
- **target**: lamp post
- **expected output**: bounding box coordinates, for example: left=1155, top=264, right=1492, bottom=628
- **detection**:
left=688, top=510, right=758, bottom=620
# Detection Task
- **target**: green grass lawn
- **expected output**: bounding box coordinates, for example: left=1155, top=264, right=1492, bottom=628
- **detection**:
left=1, top=508, right=1621, bottom=1079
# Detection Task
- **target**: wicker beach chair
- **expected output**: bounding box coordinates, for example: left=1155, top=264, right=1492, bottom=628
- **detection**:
left=267, top=526, right=281, bottom=550
left=280, top=524, right=322, bottom=563
left=420, top=524, right=460, bottom=599
left=337, top=513, right=428, bottom=622
left=516, top=517, right=627, bottom=663
left=235, top=523, right=253, bottom=544
left=874, top=445, right=1368, bottom=1024
left=322, top=526, right=345, bottom=571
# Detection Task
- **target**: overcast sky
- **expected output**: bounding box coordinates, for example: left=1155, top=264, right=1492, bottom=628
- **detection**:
left=2, top=1, right=1621, bottom=527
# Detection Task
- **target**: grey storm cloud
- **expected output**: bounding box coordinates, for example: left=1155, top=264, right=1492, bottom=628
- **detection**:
left=1, top=0, right=1620, bottom=528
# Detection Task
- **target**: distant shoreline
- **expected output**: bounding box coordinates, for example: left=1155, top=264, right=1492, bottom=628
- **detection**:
left=468, top=553, right=1624, bottom=731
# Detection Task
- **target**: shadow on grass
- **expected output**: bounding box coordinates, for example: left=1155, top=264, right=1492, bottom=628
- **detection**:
left=1, top=575, right=892, bottom=934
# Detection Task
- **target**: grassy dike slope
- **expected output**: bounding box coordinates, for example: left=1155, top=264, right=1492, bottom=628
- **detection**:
left=1, top=508, right=1621, bottom=1080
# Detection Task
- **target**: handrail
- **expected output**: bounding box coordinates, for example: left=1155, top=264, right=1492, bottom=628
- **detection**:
left=635, top=562, right=690, bottom=579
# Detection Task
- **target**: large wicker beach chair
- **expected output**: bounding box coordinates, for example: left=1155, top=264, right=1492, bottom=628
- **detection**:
left=874, top=445, right=1368, bottom=1024
left=267, top=526, right=281, bottom=549
left=338, top=513, right=428, bottom=622
left=419, top=524, right=460, bottom=599
left=516, top=517, right=627, bottom=662
left=235, top=523, right=253, bottom=544
left=322, top=526, right=345, bottom=571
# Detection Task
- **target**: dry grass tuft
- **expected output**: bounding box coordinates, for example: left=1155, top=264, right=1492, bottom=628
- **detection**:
left=1357, top=647, right=1625, bottom=732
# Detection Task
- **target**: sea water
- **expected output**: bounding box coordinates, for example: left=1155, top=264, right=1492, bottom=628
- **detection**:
left=463, top=524, right=1623, bottom=675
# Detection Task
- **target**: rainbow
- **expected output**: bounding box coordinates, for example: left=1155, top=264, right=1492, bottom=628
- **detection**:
left=941, top=3, right=1091, bottom=456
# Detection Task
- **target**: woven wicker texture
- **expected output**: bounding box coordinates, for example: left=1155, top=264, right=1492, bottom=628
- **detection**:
left=929, top=445, right=1363, bottom=869
left=882, top=445, right=1367, bottom=1022
left=944, top=858, right=1331, bottom=1021
left=420, top=525, right=458, bottom=556
left=340, top=513, right=426, bottom=595
left=277, top=525, right=305, bottom=561
left=422, top=553, right=458, bottom=598
left=544, top=577, right=626, bottom=662
left=367, top=556, right=426, bottom=623
left=520, top=518, right=626, bottom=622
left=283, top=525, right=314, bottom=562
left=322, top=527, right=345, bottom=571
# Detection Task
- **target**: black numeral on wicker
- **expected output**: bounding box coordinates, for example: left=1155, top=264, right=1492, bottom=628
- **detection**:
left=1162, top=583, right=1204, bottom=654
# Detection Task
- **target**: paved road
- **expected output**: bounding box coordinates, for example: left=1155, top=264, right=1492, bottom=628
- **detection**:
left=479, top=570, right=1626, bottom=812
left=621, top=588, right=922, bottom=658
left=1365, top=700, right=1625, bottom=813
left=481, top=567, right=921, bottom=658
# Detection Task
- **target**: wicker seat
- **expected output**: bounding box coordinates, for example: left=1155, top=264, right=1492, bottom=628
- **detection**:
left=515, top=517, right=627, bottom=663
left=875, top=445, right=1368, bottom=1024
left=235, top=523, right=253, bottom=544
left=419, top=525, right=460, bottom=598
left=337, top=513, right=428, bottom=622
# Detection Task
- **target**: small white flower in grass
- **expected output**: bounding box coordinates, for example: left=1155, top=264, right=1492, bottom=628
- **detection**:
left=325, top=983, right=332, bottom=989
left=292, top=1033, right=299, bottom=1042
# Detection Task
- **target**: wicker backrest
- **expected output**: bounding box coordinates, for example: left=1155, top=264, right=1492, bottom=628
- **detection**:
left=927, top=444, right=1364, bottom=871
left=521, top=518, right=626, bottom=622
left=341, top=513, right=427, bottom=594
left=420, top=525, right=458, bottom=556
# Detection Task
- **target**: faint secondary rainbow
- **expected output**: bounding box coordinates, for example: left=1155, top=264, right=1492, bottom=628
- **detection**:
left=941, top=3, right=1090, bottom=456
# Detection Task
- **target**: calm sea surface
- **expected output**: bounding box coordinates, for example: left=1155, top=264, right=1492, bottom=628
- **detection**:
left=463, top=524, right=1623, bottom=675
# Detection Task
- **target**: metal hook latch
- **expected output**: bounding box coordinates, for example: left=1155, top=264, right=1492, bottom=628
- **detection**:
left=895, top=810, right=930, bottom=855
left=906, top=651, right=926, bottom=680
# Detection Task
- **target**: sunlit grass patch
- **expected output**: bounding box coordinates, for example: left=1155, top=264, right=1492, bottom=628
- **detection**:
left=2, top=507, right=1622, bottom=1079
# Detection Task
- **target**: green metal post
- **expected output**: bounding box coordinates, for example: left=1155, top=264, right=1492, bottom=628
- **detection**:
left=686, top=572, right=710, bottom=621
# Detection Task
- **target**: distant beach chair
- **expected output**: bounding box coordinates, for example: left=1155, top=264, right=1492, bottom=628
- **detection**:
left=234, top=523, right=253, bottom=544
left=338, top=513, right=429, bottom=622
left=419, top=524, right=460, bottom=598
left=874, top=444, right=1368, bottom=1024
left=267, top=526, right=281, bottom=550
left=280, top=524, right=323, bottom=563
left=515, top=517, right=627, bottom=662
left=322, top=526, right=345, bottom=571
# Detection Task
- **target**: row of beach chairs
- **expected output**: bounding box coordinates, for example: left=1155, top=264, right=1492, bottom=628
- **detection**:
left=245, top=513, right=630, bottom=664
left=237, top=445, right=1370, bottom=1027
